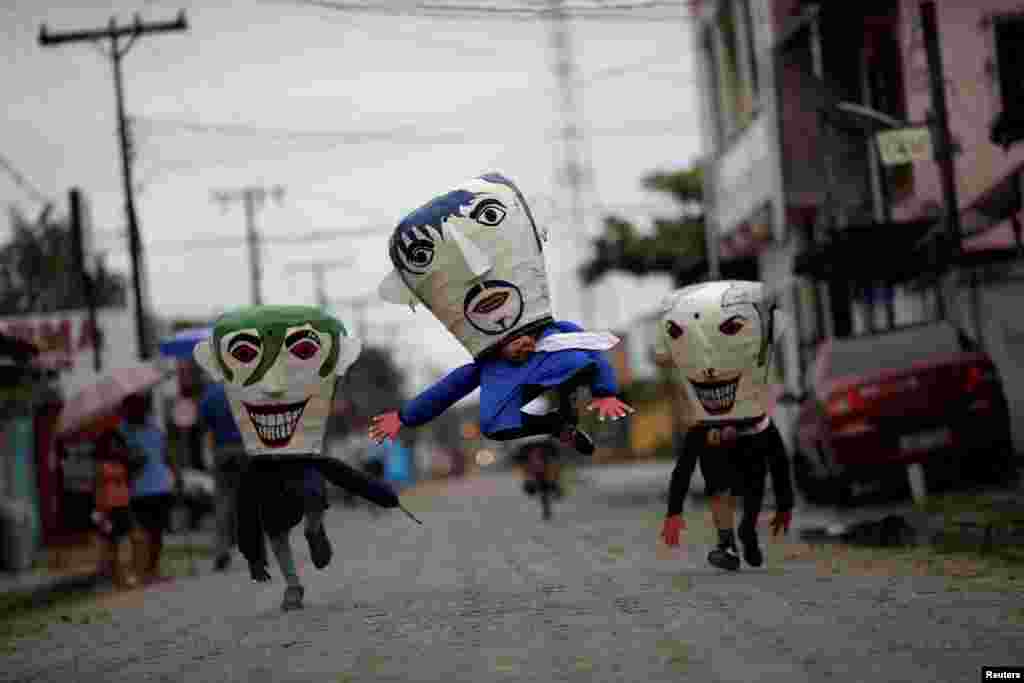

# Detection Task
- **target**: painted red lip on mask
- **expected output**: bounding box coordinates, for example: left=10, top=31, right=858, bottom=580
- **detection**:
left=474, top=291, right=509, bottom=314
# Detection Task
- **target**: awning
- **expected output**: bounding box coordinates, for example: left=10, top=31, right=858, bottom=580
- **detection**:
left=959, top=161, right=1023, bottom=238
left=794, top=218, right=938, bottom=283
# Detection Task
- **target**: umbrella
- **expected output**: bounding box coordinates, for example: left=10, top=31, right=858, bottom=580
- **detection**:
left=57, top=362, right=169, bottom=436
left=158, top=327, right=211, bottom=360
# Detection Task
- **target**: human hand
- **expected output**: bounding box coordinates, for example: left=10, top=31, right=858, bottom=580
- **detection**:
left=661, top=514, right=686, bottom=547
left=249, top=561, right=271, bottom=583
left=585, top=397, right=635, bottom=422
left=770, top=510, right=792, bottom=537
left=368, top=411, right=402, bottom=444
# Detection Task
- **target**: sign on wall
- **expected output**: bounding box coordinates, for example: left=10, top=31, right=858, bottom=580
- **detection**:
left=0, top=308, right=140, bottom=399
left=876, top=126, right=934, bottom=165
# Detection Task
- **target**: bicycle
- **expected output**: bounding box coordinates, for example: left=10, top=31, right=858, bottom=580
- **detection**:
left=517, top=438, right=563, bottom=521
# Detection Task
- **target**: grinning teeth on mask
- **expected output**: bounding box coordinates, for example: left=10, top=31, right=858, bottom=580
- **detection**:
left=244, top=399, right=310, bottom=447
left=688, top=377, right=740, bottom=415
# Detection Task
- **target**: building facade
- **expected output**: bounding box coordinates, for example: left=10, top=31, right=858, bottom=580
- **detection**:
left=692, top=0, right=1024, bottom=451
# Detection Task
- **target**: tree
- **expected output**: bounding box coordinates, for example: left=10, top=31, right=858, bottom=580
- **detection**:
left=0, top=206, right=127, bottom=315
left=331, top=344, right=407, bottom=439
left=578, top=166, right=708, bottom=287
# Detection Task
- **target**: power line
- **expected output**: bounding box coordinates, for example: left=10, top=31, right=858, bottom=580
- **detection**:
left=288, top=0, right=692, bottom=22
left=0, top=152, right=53, bottom=207
left=131, top=116, right=697, bottom=147
left=97, top=224, right=394, bottom=252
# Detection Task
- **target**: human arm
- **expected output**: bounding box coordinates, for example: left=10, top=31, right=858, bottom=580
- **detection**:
left=661, top=436, right=698, bottom=546
left=766, top=425, right=795, bottom=536
left=398, top=363, right=482, bottom=429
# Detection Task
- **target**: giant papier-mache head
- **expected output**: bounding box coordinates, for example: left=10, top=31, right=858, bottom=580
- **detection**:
left=658, top=281, right=777, bottom=424
left=193, top=305, right=362, bottom=459
left=377, top=172, right=552, bottom=359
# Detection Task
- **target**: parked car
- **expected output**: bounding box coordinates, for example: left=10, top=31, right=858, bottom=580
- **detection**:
left=780, top=322, right=1015, bottom=506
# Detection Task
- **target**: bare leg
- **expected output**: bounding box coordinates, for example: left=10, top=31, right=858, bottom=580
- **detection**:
left=268, top=532, right=305, bottom=611
left=268, top=532, right=301, bottom=587
left=709, top=494, right=736, bottom=531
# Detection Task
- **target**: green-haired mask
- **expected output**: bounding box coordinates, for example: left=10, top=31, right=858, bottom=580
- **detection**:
left=193, top=305, right=362, bottom=458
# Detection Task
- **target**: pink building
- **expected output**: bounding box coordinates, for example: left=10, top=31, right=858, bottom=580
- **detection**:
left=691, top=0, right=1024, bottom=452
left=894, top=1, right=1024, bottom=255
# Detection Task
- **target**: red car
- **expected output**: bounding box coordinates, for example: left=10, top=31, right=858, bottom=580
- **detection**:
left=783, top=322, right=1015, bottom=506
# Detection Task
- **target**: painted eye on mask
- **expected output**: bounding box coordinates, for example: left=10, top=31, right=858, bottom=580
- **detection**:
left=470, top=199, right=507, bottom=227
left=404, top=240, right=435, bottom=270
left=666, top=321, right=683, bottom=339
left=228, top=334, right=261, bottom=364
left=286, top=330, right=321, bottom=360
left=719, top=315, right=747, bottom=336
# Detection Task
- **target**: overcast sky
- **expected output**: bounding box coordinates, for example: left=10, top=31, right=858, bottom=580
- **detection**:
left=2, top=0, right=701, bottom=381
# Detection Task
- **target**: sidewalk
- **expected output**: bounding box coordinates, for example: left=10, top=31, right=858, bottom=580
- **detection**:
left=0, top=530, right=216, bottom=604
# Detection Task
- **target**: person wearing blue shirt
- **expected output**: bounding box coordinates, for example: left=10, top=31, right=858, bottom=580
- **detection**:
left=120, top=391, right=175, bottom=584
left=370, top=319, right=634, bottom=453
left=198, top=381, right=245, bottom=572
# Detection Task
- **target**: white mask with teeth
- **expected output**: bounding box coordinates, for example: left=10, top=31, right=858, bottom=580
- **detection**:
left=193, top=305, right=362, bottom=459
left=658, top=281, right=777, bottom=424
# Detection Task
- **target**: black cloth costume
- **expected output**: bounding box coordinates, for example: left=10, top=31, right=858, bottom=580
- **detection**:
left=666, top=419, right=795, bottom=537
left=237, top=456, right=399, bottom=570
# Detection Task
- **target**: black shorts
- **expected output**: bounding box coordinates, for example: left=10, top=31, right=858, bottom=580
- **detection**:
left=131, top=493, right=174, bottom=533
left=98, top=507, right=136, bottom=542
left=691, top=423, right=783, bottom=497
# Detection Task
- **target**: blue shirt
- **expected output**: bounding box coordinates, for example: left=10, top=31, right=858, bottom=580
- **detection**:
left=198, top=383, right=243, bottom=447
left=121, top=422, right=174, bottom=498
left=398, top=320, right=619, bottom=436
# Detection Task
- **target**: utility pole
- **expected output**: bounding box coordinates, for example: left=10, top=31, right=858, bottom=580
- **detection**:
left=39, top=11, right=188, bottom=361
left=284, top=259, right=353, bottom=309
left=330, top=293, right=376, bottom=339
left=211, top=185, right=285, bottom=306
left=547, top=0, right=596, bottom=327
left=920, top=2, right=962, bottom=268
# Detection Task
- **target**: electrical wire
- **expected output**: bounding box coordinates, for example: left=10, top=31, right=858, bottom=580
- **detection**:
left=285, top=0, right=693, bottom=22
left=0, top=152, right=53, bottom=207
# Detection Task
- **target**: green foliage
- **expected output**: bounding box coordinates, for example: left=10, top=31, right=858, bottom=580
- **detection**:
left=0, top=207, right=127, bottom=315
left=331, top=344, right=408, bottom=438
left=579, top=166, right=708, bottom=287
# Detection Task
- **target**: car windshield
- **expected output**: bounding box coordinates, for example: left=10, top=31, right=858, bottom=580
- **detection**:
left=825, top=323, right=964, bottom=379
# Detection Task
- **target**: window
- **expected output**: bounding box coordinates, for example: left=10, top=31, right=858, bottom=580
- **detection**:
left=995, top=14, right=1024, bottom=112
left=711, top=0, right=757, bottom=141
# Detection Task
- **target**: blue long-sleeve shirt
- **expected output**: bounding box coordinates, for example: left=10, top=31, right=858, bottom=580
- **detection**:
left=398, top=320, right=619, bottom=435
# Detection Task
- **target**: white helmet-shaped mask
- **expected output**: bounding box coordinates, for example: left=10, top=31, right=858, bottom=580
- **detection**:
left=659, top=281, right=777, bottom=424
left=378, top=173, right=552, bottom=359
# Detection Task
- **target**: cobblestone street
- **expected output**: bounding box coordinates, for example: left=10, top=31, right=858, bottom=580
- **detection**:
left=4, top=470, right=1022, bottom=682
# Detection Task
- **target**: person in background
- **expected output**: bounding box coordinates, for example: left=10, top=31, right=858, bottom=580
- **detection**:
left=198, top=380, right=245, bottom=572
left=92, top=430, right=143, bottom=589
left=120, top=391, right=177, bottom=584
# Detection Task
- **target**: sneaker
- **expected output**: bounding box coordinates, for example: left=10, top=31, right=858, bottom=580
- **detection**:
left=523, top=480, right=538, bottom=496
left=738, top=529, right=763, bottom=568
left=282, top=585, right=305, bottom=611
left=305, top=526, right=333, bottom=570
left=707, top=544, right=741, bottom=571
left=559, top=426, right=595, bottom=456
left=214, top=553, right=231, bottom=572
